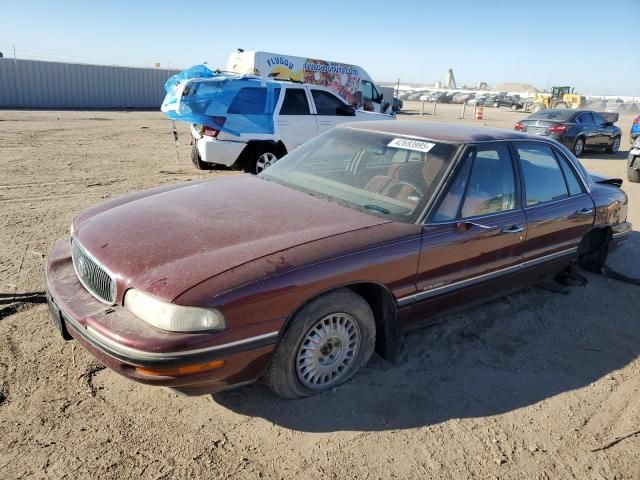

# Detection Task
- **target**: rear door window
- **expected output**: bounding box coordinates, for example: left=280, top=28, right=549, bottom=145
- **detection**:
left=228, top=87, right=268, bottom=114
left=311, top=90, right=346, bottom=115
left=517, top=143, right=569, bottom=206
left=577, top=112, right=593, bottom=124
left=554, top=149, right=584, bottom=196
left=280, top=88, right=310, bottom=115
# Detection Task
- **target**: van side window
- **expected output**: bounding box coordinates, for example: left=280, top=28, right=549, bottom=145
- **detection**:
left=362, top=81, right=374, bottom=101
left=311, top=90, right=346, bottom=116
left=280, top=89, right=310, bottom=115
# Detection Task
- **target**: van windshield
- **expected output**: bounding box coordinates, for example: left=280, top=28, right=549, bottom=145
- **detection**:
left=260, top=128, right=459, bottom=223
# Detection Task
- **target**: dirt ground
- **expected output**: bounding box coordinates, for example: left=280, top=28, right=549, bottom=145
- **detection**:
left=1, top=104, right=639, bottom=479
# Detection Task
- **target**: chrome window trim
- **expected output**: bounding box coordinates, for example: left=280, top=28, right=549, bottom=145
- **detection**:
left=396, top=247, right=577, bottom=307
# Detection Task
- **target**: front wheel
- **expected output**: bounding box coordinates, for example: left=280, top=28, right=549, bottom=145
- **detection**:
left=573, top=137, right=585, bottom=157
left=605, top=136, right=621, bottom=154
left=263, top=289, right=376, bottom=399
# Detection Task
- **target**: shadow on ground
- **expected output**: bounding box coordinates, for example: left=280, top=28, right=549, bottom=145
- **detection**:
left=581, top=149, right=629, bottom=161
left=214, top=240, right=640, bottom=432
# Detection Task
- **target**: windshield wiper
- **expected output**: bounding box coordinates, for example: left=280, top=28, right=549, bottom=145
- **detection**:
left=363, top=204, right=390, bottom=215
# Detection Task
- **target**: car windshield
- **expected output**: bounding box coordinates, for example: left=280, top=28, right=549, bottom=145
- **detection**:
left=259, top=128, right=460, bottom=223
left=528, top=110, right=575, bottom=121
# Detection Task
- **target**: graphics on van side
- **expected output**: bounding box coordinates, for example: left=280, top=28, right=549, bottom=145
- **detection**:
left=256, top=55, right=363, bottom=108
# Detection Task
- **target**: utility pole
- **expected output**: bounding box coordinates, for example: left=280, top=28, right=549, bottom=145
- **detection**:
left=13, top=45, right=16, bottom=60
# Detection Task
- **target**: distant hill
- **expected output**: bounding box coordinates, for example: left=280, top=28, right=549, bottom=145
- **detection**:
left=495, top=82, right=539, bottom=93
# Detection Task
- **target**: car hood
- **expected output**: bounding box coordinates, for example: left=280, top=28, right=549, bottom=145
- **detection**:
left=73, top=175, right=389, bottom=302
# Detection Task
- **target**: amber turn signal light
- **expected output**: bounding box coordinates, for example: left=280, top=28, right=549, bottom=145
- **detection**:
left=135, top=359, right=225, bottom=377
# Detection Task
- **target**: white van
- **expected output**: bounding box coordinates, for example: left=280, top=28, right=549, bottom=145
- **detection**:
left=228, top=50, right=392, bottom=114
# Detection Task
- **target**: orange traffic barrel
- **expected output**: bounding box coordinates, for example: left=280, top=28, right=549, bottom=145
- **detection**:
left=474, top=105, right=483, bottom=120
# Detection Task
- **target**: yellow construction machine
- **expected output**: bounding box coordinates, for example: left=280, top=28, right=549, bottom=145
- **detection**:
left=530, top=86, right=586, bottom=112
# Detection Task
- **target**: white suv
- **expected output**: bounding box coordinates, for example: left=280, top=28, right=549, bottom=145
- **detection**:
left=190, top=82, right=393, bottom=173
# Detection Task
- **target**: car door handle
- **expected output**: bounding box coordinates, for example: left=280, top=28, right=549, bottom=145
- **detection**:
left=502, top=224, right=525, bottom=233
left=319, top=122, right=332, bottom=126
left=575, top=207, right=593, bottom=215
left=277, top=121, right=289, bottom=125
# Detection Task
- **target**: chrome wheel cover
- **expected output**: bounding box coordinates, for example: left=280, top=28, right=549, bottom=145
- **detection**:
left=295, top=313, right=361, bottom=389
left=612, top=137, right=620, bottom=152
left=575, top=139, right=584, bottom=156
left=256, top=152, right=278, bottom=173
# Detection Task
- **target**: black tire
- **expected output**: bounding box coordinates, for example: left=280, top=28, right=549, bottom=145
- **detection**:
left=628, top=167, right=640, bottom=183
left=245, top=145, right=280, bottom=175
left=578, top=230, right=609, bottom=273
left=605, top=136, right=621, bottom=154
left=263, top=289, right=376, bottom=399
left=191, top=142, right=214, bottom=170
left=572, top=136, right=586, bottom=157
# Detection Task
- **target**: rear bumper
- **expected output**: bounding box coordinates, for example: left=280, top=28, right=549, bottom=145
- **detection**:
left=45, top=238, right=279, bottom=394
left=196, top=136, right=247, bottom=167
left=610, top=221, right=633, bottom=251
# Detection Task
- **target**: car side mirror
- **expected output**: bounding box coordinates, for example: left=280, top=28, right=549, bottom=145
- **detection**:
left=337, top=105, right=356, bottom=116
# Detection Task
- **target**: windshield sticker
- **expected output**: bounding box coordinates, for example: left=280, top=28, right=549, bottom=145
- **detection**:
left=387, top=138, right=435, bottom=153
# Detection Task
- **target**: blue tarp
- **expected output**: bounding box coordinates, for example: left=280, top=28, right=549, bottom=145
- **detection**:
left=161, top=65, right=280, bottom=137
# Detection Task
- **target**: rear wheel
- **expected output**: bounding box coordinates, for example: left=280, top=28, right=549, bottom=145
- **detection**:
left=628, top=167, right=640, bottom=183
left=191, top=142, right=214, bottom=170
left=493, top=101, right=499, bottom=108
left=605, top=136, right=621, bottom=154
left=572, top=136, right=586, bottom=157
left=578, top=230, right=610, bottom=273
left=263, top=289, right=376, bottom=399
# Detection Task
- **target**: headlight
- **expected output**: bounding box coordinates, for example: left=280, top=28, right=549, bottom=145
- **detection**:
left=124, top=289, right=226, bottom=332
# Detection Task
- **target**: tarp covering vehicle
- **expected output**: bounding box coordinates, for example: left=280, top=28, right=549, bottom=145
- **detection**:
left=161, top=64, right=281, bottom=137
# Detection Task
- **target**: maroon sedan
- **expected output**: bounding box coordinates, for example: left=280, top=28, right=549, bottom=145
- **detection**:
left=45, top=121, right=631, bottom=399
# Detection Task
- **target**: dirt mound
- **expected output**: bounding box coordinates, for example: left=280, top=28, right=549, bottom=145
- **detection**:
left=495, top=82, right=539, bottom=93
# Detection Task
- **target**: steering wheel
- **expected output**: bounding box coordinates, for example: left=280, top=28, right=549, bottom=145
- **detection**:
left=383, top=180, right=424, bottom=203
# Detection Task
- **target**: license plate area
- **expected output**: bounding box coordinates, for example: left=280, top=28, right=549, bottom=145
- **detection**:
left=526, top=126, right=548, bottom=135
left=46, top=291, right=73, bottom=341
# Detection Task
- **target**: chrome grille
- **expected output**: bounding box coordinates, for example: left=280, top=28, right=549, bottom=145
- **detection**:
left=71, top=240, right=116, bottom=304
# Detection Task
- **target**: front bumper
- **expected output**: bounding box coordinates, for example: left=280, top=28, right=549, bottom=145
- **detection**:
left=45, top=238, right=279, bottom=394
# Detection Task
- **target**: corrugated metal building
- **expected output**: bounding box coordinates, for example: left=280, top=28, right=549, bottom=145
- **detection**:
left=0, top=58, right=180, bottom=109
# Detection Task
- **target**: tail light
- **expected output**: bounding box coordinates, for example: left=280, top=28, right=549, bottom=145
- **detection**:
left=548, top=124, right=568, bottom=134
left=514, top=122, right=525, bottom=131
left=203, top=116, right=226, bottom=137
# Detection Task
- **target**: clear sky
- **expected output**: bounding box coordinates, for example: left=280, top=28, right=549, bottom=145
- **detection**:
left=1, top=0, right=638, bottom=96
